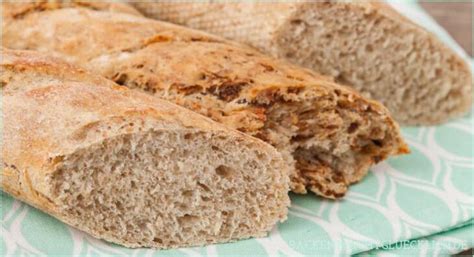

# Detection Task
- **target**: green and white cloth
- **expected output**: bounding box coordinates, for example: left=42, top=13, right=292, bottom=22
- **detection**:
left=1, top=1, right=473, bottom=256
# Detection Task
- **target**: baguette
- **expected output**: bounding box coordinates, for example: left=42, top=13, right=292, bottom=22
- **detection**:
left=1, top=3, right=409, bottom=198
left=1, top=48, right=290, bottom=249
left=132, top=1, right=472, bottom=125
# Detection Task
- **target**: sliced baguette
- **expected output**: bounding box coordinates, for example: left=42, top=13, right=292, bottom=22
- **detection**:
left=132, top=1, right=472, bottom=125
left=1, top=48, right=289, bottom=249
left=1, top=4, right=408, bottom=198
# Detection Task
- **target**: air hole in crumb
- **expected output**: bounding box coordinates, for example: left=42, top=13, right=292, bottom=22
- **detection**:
left=138, top=222, right=148, bottom=230
left=256, top=152, right=266, bottom=160
left=238, top=223, right=250, bottom=229
left=184, top=133, right=193, bottom=140
left=365, top=44, right=374, bottom=52
left=211, top=145, right=221, bottom=151
left=153, top=238, right=163, bottom=243
left=178, top=214, right=198, bottom=225
left=179, top=203, right=189, bottom=209
left=215, top=165, right=233, bottom=178
left=347, top=122, right=359, bottom=133
left=225, top=188, right=235, bottom=195
left=198, top=182, right=211, bottom=192
left=372, top=139, right=383, bottom=147
left=285, top=52, right=294, bottom=58
left=113, top=73, right=128, bottom=86
left=290, top=19, right=303, bottom=25
left=373, top=155, right=382, bottom=163
left=182, top=190, right=193, bottom=197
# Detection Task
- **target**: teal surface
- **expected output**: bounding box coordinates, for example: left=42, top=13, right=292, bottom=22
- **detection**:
left=1, top=1, right=473, bottom=256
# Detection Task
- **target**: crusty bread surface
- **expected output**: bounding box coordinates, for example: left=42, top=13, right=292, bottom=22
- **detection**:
left=133, top=1, right=472, bottom=125
left=1, top=3, right=409, bottom=198
left=1, top=48, right=290, bottom=249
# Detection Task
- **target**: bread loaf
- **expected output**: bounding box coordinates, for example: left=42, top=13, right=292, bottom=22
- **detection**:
left=1, top=48, right=290, bottom=249
left=132, top=1, right=472, bottom=125
left=1, top=3, right=408, bottom=198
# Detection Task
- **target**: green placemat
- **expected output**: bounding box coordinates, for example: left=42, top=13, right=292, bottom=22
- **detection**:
left=1, top=1, right=473, bottom=256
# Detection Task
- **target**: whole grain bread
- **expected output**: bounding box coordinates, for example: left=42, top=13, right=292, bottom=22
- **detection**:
left=1, top=48, right=290, bottom=249
left=1, top=3, right=408, bottom=198
left=133, top=1, right=473, bottom=125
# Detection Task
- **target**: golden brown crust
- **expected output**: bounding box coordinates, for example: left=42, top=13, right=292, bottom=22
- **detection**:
left=2, top=4, right=242, bottom=65
left=1, top=0, right=141, bottom=21
left=1, top=5, right=408, bottom=198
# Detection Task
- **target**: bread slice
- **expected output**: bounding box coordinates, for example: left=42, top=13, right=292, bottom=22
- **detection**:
left=1, top=4, right=408, bottom=198
left=132, top=1, right=473, bottom=125
left=1, top=48, right=289, bottom=249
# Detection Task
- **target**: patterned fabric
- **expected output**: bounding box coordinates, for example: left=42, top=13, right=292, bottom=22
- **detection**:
left=1, top=1, right=473, bottom=256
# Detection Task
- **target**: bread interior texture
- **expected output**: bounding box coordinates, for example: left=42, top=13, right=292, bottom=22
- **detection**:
left=48, top=130, right=288, bottom=249
left=256, top=89, right=403, bottom=198
left=276, top=3, right=471, bottom=125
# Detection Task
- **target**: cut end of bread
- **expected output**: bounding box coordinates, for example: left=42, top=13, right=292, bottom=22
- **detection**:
left=47, top=129, right=289, bottom=249
left=1, top=48, right=289, bottom=250
left=254, top=85, right=408, bottom=198
left=275, top=2, right=472, bottom=125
